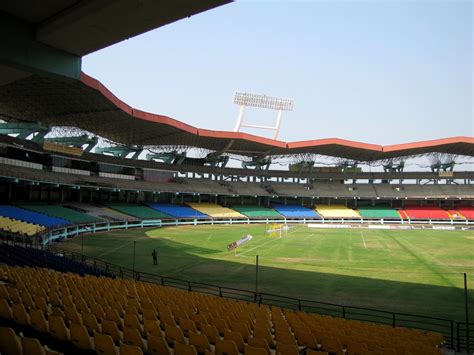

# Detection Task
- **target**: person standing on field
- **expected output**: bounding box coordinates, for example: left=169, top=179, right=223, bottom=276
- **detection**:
left=152, top=248, right=158, bottom=265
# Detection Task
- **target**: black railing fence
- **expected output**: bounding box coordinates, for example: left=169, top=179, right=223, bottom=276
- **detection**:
left=2, top=239, right=471, bottom=351
left=456, top=322, right=473, bottom=353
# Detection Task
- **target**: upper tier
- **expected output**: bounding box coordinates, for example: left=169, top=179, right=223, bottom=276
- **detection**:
left=0, top=72, right=472, bottom=161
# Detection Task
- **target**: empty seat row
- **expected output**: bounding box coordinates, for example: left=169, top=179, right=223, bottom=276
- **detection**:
left=0, top=264, right=444, bottom=355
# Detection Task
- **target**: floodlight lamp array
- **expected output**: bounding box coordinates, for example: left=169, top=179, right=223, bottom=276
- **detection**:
left=234, top=92, right=294, bottom=111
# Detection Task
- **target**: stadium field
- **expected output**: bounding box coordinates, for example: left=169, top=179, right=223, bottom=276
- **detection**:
left=56, top=224, right=474, bottom=321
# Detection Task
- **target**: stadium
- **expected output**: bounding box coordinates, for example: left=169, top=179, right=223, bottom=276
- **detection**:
left=0, top=1, right=472, bottom=354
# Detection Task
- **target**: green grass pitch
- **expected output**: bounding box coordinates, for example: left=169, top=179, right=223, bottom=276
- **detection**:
left=57, top=224, right=474, bottom=321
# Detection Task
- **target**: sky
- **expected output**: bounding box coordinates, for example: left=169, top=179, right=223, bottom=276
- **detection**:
left=83, top=0, right=473, bottom=146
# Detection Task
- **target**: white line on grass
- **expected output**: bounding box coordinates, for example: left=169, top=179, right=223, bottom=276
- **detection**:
left=235, top=224, right=303, bottom=256
left=236, top=237, right=280, bottom=256
left=360, top=230, right=367, bottom=249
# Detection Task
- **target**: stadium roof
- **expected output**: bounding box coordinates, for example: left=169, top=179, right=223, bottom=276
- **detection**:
left=0, top=0, right=232, bottom=56
left=0, top=73, right=474, bottom=161
left=0, top=72, right=472, bottom=161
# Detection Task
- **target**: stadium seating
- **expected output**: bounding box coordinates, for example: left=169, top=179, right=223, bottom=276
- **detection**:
left=272, top=204, right=320, bottom=219
left=104, top=203, right=171, bottom=219
left=147, top=203, right=209, bottom=219
left=447, top=209, right=465, bottom=220
left=231, top=205, right=282, bottom=219
left=0, top=264, right=445, bottom=355
left=18, top=203, right=104, bottom=224
left=0, top=217, right=45, bottom=237
left=456, top=206, right=474, bottom=219
left=356, top=206, right=401, bottom=219
left=62, top=203, right=139, bottom=222
left=186, top=203, right=245, bottom=218
left=0, top=244, right=112, bottom=277
left=315, top=205, right=361, bottom=219
left=403, top=206, right=451, bottom=220
left=0, top=205, right=71, bottom=228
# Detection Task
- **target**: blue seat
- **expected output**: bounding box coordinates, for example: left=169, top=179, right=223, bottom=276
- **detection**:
left=147, top=203, right=209, bottom=219
left=272, top=204, right=321, bottom=218
left=0, top=205, right=71, bottom=228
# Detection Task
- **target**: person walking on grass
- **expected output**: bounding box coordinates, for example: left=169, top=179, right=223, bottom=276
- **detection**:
left=152, top=248, right=158, bottom=265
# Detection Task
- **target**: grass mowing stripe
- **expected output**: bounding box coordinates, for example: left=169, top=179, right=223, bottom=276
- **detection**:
left=382, top=230, right=459, bottom=288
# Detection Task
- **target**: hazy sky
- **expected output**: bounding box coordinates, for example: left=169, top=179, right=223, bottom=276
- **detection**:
left=83, top=0, right=473, bottom=146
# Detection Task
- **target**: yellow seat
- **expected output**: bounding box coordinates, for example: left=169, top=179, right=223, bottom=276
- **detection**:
left=12, top=302, right=30, bottom=326
left=91, top=303, right=106, bottom=320
left=102, top=319, right=122, bottom=343
left=124, top=313, right=143, bottom=333
left=34, top=296, right=50, bottom=314
left=65, top=304, right=82, bottom=325
left=201, top=324, right=220, bottom=344
left=320, top=337, right=343, bottom=354
left=295, top=331, right=317, bottom=349
left=49, top=315, right=70, bottom=341
left=231, top=321, right=251, bottom=341
left=215, top=339, right=239, bottom=355
left=189, top=332, right=211, bottom=353
left=245, top=345, right=268, bottom=355
left=22, top=337, right=46, bottom=355
left=106, top=308, right=124, bottom=328
left=142, top=308, right=157, bottom=321
left=164, top=324, right=185, bottom=346
left=224, top=330, right=246, bottom=353
left=180, top=318, right=198, bottom=337
left=123, top=327, right=146, bottom=352
left=82, top=313, right=101, bottom=334
left=0, top=284, right=8, bottom=300
left=174, top=342, right=198, bottom=355
left=71, top=323, right=94, bottom=351
left=120, top=343, right=144, bottom=355
left=0, top=298, right=13, bottom=320
left=144, top=319, right=162, bottom=338
left=0, top=327, right=22, bottom=355
left=147, top=334, right=170, bottom=355
left=30, top=309, right=49, bottom=333
left=253, top=325, right=274, bottom=347
left=248, top=337, right=271, bottom=354
left=94, top=333, right=119, bottom=355
left=276, top=342, right=299, bottom=355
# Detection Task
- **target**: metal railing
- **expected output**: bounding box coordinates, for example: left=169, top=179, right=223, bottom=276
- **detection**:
left=43, top=243, right=460, bottom=349
left=456, top=322, right=473, bottom=353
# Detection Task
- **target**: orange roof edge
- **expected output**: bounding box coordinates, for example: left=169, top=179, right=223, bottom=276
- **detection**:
left=383, top=136, right=474, bottom=152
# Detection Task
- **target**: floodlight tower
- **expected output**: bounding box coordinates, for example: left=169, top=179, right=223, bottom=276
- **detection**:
left=233, top=92, right=294, bottom=140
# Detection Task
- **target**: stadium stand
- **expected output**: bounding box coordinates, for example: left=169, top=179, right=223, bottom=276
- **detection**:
left=403, top=206, right=451, bottom=220
left=62, top=203, right=140, bottom=222
left=18, top=203, right=104, bottom=224
left=0, top=264, right=445, bottom=355
left=186, top=203, right=245, bottom=218
left=0, top=244, right=112, bottom=277
left=446, top=209, right=465, bottom=220
left=356, top=206, right=401, bottom=219
left=1, top=163, right=473, bottom=200
left=147, top=203, right=209, bottom=219
left=231, top=205, right=282, bottom=219
left=227, top=182, right=271, bottom=197
left=0, top=217, right=45, bottom=237
left=272, top=204, right=321, bottom=219
left=0, top=205, right=71, bottom=228
left=104, top=203, right=171, bottom=220
left=456, top=206, right=474, bottom=219
left=315, top=205, right=361, bottom=219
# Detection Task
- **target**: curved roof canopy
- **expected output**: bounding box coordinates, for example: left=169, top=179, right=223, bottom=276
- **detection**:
left=0, top=72, right=472, bottom=161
